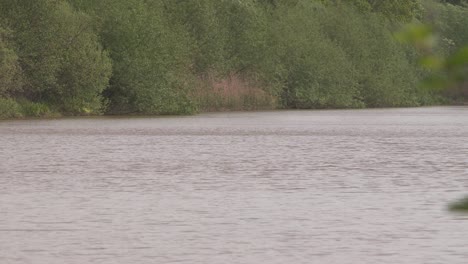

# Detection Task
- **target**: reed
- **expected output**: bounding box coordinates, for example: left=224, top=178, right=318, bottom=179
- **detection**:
left=193, top=73, right=278, bottom=112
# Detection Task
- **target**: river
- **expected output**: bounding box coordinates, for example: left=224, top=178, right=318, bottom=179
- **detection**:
left=1, top=107, right=467, bottom=264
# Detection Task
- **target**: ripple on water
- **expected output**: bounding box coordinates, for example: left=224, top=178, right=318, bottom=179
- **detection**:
left=1, top=107, right=468, bottom=264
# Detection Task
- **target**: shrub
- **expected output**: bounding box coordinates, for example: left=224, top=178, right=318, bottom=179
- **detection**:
left=18, top=100, right=53, bottom=117
left=0, top=97, right=22, bottom=119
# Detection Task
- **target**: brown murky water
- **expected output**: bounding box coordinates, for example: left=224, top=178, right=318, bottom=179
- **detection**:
left=1, top=107, right=467, bottom=264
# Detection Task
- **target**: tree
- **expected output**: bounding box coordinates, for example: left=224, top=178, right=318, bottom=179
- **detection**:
left=367, top=0, right=422, bottom=22
left=0, top=25, right=22, bottom=97
left=86, top=0, right=195, bottom=114
left=0, top=0, right=112, bottom=114
left=322, top=0, right=421, bottom=22
left=440, top=0, right=468, bottom=6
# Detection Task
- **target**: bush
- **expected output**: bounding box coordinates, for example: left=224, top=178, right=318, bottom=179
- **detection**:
left=0, top=97, right=22, bottom=119
left=0, top=98, right=58, bottom=119
left=18, top=100, right=53, bottom=117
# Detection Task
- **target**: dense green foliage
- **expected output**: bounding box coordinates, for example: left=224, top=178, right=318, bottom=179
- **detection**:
left=0, top=0, right=111, bottom=116
left=1, top=0, right=467, bottom=118
left=396, top=0, right=468, bottom=101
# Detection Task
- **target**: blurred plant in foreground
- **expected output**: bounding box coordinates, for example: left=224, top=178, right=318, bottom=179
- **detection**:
left=448, top=197, right=468, bottom=212
left=396, top=23, right=468, bottom=212
left=396, top=24, right=468, bottom=92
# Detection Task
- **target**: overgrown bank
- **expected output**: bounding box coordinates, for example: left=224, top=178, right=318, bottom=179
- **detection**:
left=0, top=0, right=467, bottom=119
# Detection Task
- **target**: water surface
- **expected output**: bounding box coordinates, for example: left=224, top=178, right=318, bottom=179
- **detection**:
left=1, top=107, right=467, bottom=264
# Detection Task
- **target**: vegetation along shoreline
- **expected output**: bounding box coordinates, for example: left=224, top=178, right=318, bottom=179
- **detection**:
left=1, top=0, right=467, bottom=120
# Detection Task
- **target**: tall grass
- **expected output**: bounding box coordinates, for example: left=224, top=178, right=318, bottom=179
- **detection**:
left=0, top=97, right=57, bottom=119
left=194, top=73, right=278, bottom=111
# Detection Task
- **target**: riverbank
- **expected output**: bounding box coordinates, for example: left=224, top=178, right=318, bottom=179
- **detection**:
left=0, top=98, right=61, bottom=120
left=1, top=101, right=460, bottom=122
left=3, top=1, right=466, bottom=119
left=0, top=99, right=441, bottom=121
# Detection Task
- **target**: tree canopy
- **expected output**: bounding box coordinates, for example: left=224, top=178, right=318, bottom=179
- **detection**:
left=0, top=0, right=467, bottom=118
